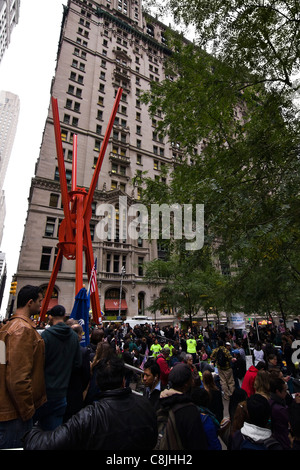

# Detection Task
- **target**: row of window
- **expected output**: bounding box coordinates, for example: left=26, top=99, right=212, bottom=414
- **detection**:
left=40, top=245, right=144, bottom=275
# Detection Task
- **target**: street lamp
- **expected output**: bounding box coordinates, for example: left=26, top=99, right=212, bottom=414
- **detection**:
left=118, top=265, right=125, bottom=320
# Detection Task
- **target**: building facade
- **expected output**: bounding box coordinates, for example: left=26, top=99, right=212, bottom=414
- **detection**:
left=12, top=0, right=185, bottom=322
left=0, top=0, right=20, bottom=64
left=0, top=90, right=20, bottom=246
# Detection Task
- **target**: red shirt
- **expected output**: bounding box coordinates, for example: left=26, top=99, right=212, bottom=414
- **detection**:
left=156, top=354, right=171, bottom=386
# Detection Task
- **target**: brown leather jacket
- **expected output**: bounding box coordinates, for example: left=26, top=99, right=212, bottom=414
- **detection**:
left=0, top=313, right=46, bottom=422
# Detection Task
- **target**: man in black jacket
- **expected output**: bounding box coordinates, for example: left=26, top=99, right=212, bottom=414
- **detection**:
left=23, top=355, right=158, bottom=450
left=156, top=362, right=208, bottom=450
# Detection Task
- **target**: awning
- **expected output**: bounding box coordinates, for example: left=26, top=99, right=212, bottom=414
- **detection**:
left=105, top=299, right=128, bottom=311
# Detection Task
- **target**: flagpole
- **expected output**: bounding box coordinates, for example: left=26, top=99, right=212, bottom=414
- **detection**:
left=118, top=266, right=125, bottom=320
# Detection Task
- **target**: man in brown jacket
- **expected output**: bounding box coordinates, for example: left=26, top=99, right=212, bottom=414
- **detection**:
left=0, top=285, right=47, bottom=449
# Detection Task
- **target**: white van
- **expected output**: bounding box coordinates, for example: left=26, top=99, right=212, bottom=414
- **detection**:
left=125, top=316, right=153, bottom=328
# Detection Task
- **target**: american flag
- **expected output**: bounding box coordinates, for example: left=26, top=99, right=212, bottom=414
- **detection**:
left=89, top=258, right=97, bottom=294
left=139, top=345, right=149, bottom=370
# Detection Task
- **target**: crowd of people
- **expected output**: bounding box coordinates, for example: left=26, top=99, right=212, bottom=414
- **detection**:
left=1, top=284, right=300, bottom=451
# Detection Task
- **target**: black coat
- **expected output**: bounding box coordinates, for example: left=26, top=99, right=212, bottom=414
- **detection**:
left=157, top=391, right=208, bottom=450
left=23, top=387, right=158, bottom=450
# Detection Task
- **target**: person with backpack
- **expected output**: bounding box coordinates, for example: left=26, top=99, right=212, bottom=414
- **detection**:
left=191, top=387, right=222, bottom=450
left=231, top=394, right=283, bottom=450
left=155, top=363, right=208, bottom=450
left=210, top=340, right=236, bottom=400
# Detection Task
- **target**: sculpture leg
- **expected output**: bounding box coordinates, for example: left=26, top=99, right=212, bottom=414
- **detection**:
left=39, top=248, right=63, bottom=324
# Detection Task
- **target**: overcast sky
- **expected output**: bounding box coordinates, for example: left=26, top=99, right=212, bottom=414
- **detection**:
left=0, top=0, right=68, bottom=317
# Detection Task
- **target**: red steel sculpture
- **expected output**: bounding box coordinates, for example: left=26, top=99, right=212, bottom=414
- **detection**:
left=39, top=88, right=123, bottom=324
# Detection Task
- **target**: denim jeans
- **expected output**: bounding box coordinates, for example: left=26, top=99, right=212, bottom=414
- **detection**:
left=0, top=418, right=33, bottom=449
left=33, top=397, right=67, bottom=431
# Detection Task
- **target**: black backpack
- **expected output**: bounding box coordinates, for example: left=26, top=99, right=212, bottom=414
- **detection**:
left=154, top=403, right=191, bottom=450
left=216, top=347, right=227, bottom=368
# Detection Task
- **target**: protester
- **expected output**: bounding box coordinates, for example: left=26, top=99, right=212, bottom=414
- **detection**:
left=186, top=335, right=197, bottom=363
left=156, top=347, right=171, bottom=389
left=164, top=339, right=174, bottom=361
left=33, top=305, right=82, bottom=431
left=202, top=370, right=224, bottom=424
left=156, top=362, right=208, bottom=450
left=84, top=341, right=116, bottom=406
left=63, top=324, right=91, bottom=421
left=252, top=341, right=265, bottom=366
left=288, top=401, right=300, bottom=450
left=254, top=370, right=271, bottom=400
left=182, top=353, right=201, bottom=387
left=232, top=350, right=246, bottom=388
left=23, top=355, right=158, bottom=450
left=0, top=285, right=46, bottom=449
left=241, top=361, right=266, bottom=397
left=231, top=394, right=283, bottom=450
left=87, top=328, right=104, bottom=362
left=142, top=359, right=161, bottom=410
left=269, top=376, right=293, bottom=450
left=210, top=340, right=236, bottom=400
left=191, top=387, right=222, bottom=450
left=150, top=338, right=162, bottom=358
left=267, top=353, right=281, bottom=373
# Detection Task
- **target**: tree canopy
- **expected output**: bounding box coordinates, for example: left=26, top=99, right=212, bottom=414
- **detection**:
left=139, top=0, right=300, bottom=323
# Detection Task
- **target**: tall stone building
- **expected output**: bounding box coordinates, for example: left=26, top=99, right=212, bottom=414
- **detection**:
left=12, top=0, right=186, bottom=322
left=0, top=90, right=20, bottom=246
left=0, top=0, right=20, bottom=64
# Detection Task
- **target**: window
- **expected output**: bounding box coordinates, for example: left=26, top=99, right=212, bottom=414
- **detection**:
left=94, top=139, right=101, bottom=151
left=40, top=247, right=52, bottom=271
left=113, top=254, right=120, bottom=273
left=106, top=253, right=111, bottom=272
left=138, top=257, right=144, bottom=276
left=49, top=193, right=59, bottom=208
left=55, top=167, right=72, bottom=183
left=44, top=217, right=56, bottom=237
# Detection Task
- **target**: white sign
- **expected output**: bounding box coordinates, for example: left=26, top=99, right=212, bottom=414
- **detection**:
left=230, top=313, right=245, bottom=329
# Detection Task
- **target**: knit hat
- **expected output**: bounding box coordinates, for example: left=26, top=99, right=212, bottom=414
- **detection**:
left=247, top=393, right=271, bottom=428
left=169, top=363, right=192, bottom=387
left=49, top=305, right=66, bottom=317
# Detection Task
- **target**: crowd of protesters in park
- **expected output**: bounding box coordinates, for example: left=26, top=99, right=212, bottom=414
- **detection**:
left=1, top=284, right=300, bottom=450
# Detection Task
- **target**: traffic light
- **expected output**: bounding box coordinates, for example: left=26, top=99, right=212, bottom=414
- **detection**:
left=10, top=281, right=17, bottom=295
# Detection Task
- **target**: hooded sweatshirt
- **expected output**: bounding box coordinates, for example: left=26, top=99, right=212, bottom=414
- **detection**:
left=241, top=365, right=258, bottom=397
left=41, top=323, right=82, bottom=399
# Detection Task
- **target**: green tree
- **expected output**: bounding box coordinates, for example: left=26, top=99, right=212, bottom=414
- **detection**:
left=139, top=0, right=300, bottom=319
left=144, top=247, right=228, bottom=326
